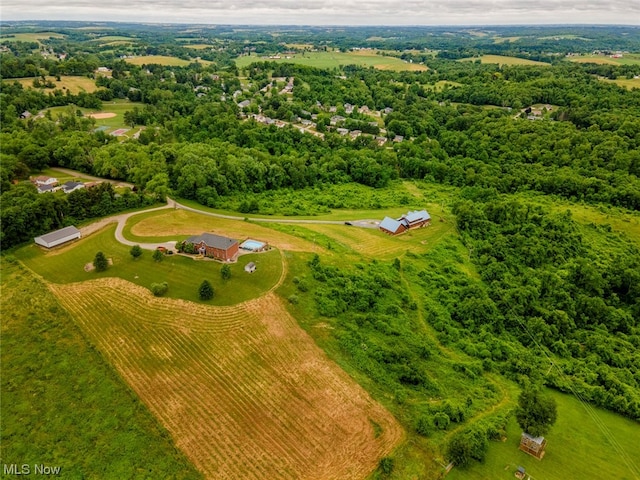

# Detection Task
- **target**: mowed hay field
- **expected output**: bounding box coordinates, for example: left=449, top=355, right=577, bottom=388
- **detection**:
left=236, top=51, right=427, bottom=71
left=50, top=279, right=403, bottom=479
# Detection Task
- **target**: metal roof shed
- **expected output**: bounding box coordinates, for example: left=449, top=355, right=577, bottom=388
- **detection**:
left=34, top=226, right=81, bottom=248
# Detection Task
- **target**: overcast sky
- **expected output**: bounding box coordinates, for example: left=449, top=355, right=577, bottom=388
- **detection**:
left=1, top=0, right=638, bottom=25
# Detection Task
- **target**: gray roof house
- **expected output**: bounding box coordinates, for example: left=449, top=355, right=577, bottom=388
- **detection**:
left=34, top=226, right=81, bottom=248
left=61, top=181, right=85, bottom=194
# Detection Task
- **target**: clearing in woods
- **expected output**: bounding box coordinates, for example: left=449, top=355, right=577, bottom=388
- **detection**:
left=125, top=55, right=211, bottom=66
left=459, top=55, right=550, bottom=66
left=235, top=50, right=427, bottom=71
left=50, top=279, right=403, bottom=479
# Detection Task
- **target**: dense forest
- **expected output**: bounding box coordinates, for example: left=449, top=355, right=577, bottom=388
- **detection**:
left=1, top=22, right=639, bottom=474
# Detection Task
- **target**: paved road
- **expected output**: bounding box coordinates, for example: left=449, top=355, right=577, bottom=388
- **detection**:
left=171, top=198, right=380, bottom=228
left=81, top=196, right=382, bottom=252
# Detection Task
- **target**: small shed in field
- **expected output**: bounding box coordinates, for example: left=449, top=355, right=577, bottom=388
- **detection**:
left=34, top=226, right=81, bottom=248
left=519, top=432, right=546, bottom=459
left=244, top=262, right=257, bottom=273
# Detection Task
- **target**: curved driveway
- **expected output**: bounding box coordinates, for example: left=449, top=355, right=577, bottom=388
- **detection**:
left=82, top=197, right=380, bottom=252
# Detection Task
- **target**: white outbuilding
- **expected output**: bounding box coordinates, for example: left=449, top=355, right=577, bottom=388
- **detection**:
left=34, top=226, right=81, bottom=248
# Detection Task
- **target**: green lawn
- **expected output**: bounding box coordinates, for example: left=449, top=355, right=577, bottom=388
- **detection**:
left=14, top=225, right=282, bottom=305
left=448, top=390, right=640, bottom=480
left=0, top=258, right=202, bottom=479
left=8, top=75, right=97, bottom=94
left=235, top=51, right=427, bottom=71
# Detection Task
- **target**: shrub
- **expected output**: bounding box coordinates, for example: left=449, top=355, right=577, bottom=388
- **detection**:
left=434, top=412, right=451, bottom=430
left=130, top=245, right=143, bottom=259
left=151, top=282, right=168, bottom=297
left=416, top=415, right=433, bottom=436
left=288, top=294, right=299, bottom=304
left=221, top=264, right=231, bottom=281
left=378, top=457, right=394, bottom=476
left=152, top=249, right=164, bottom=262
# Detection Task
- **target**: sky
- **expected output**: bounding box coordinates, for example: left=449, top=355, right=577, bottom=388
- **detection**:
left=1, top=0, right=639, bottom=26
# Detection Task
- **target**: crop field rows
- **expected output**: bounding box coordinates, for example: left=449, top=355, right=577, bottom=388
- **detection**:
left=50, top=278, right=403, bottom=479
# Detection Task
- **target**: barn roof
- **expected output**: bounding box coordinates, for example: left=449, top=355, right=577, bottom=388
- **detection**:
left=403, top=210, right=431, bottom=223
left=35, top=226, right=80, bottom=244
left=380, top=216, right=403, bottom=233
left=187, top=233, right=237, bottom=250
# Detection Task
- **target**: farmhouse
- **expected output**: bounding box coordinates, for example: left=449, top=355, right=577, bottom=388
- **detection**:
left=244, top=262, right=257, bottom=273
left=31, top=176, right=58, bottom=186
left=34, top=225, right=81, bottom=248
left=379, top=209, right=431, bottom=235
left=186, top=233, right=239, bottom=262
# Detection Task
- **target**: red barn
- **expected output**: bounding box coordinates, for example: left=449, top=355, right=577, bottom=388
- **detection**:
left=186, top=233, right=239, bottom=262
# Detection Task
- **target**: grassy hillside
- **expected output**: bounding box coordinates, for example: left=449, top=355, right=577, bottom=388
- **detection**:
left=448, top=390, right=640, bottom=480
left=0, top=258, right=201, bottom=479
left=48, top=277, right=403, bottom=479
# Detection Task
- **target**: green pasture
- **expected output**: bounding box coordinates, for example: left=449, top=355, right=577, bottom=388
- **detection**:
left=235, top=51, right=428, bottom=71
left=125, top=55, right=210, bottom=67
left=90, top=35, right=138, bottom=42
left=460, top=55, right=550, bottom=66
left=601, top=77, right=640, bottom=90
left=15, top=225, right=282, bottom=306
left=567, top=53, right=640, bottom=66
left=448, top=390, right=640, bottom=480
left=9, top=75, right=97, bottom=94
left=0, top=258, right=201, bottom=479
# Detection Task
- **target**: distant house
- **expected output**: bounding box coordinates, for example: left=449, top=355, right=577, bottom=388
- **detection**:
left=336, top=128, right=349, bottom=135
left=244, top=262, right=257, bottom=273
left=186, top=233, right=239, bottom=262
left=344, top=103, right=354, bottom=114
left=329, top=106, right=337, bottom=113
left=330, top=115, right=346, bottom=125
left=379, top=217, right=407, bottom=235
left=349, top=130, right=361, bottom=139
left=382, top=107, right=393, bottom=114
left=61, top=181, right=85, bottom=194
left=237, top=99, right=251, bottom=109
left=393, top=135, right=404, bottom=143
left=20, top=111, right=32, bottom=119
left=375, top=136, right=388, bottom=146
left=31, top=176, right=58, bottom=186
left=358, top=105, right=371, bottom=114
left=37, top=184, right=55, bottom=194
left=34, top=226, right=81, bottom=248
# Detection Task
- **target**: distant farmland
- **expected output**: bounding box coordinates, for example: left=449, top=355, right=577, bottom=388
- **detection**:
left=51, top=279, right=403, bottom=479
left=125, top=55, right=210, bottom=66
left=236, top=50, right=427, bottom=71
left=460, top=55, right=550, bottom=66
left=8, top=75, right=97, bottom=94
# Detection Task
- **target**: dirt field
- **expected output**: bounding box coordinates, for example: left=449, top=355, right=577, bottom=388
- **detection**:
left=86, top=112, right=117, bottom=119
left=50, top=278, right=403, bottom=479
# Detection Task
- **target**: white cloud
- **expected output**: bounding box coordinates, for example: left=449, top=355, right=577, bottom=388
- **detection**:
left=1, top=0, right=638, bottom=24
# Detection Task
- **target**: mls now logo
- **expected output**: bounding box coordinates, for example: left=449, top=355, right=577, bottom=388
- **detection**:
left=4, top=464, right=62, bottom=475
